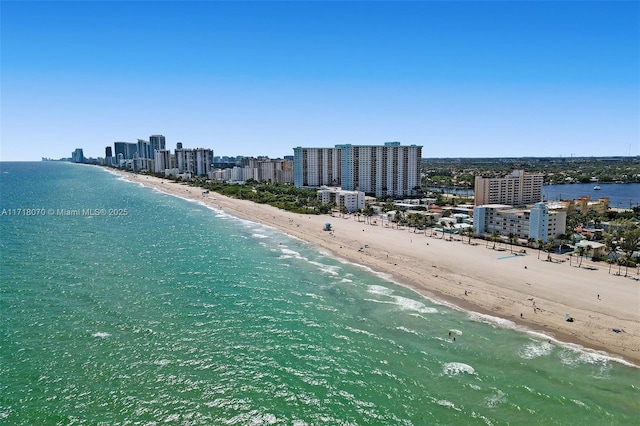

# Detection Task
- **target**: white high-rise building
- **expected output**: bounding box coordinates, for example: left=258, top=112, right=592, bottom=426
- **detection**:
left=154, top=149, right=172, bottom=173
left=294, top=142, right=422, bottom=197
left=176, top=148, right=213, bottom=176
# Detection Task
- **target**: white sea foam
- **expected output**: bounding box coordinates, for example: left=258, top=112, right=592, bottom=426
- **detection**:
left=392, top=295, right=438, bottom=314
left=92, top=332, right=110, bottom=338
left=396, top=326, right=421, bottom=336
left=308, top=260, right=340, bottom=276
left=571, top=399, right=589, bottom=409
left=345, top=326, right=379, bottom=339
left=462, top=312, right=639, bottom=369
left=520, top=340, right=554, bottom=360
left=485, top=390, right=506, bottom=408
left=251, top=233, right=269, bottom=239
left=367, top=285, right=394, bottom=296
left=443, top=362, right=476, bottom=376
left=436, top=399, right=461, bottom=411
left=467, top=312, right=516, bottom=328
left=280, top=248, right=301, bottom=257
left=559, top=347, right=615, bottom=368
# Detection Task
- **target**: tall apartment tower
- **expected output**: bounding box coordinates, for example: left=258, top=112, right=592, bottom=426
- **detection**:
left=293, top=147, right=343, bottom=188
left=474, top=170, right=544, bottom=206
left=175, top=148, right=213, bottom=176
left=114, top=142, right=138, bottom=160
left=149, top=135, right=166, bottom=159
left=294, top=142, right=422, bottom=197
left=72, top=148, right=84, bottom=163
left=105, top=146, right=113, bottom=166
left=136, top=139, right=151, bottom=159
left=154, top=149, right=172, bottom=173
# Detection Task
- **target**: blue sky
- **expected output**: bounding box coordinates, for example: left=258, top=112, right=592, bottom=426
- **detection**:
left=1, top=0, right=638, bottom=160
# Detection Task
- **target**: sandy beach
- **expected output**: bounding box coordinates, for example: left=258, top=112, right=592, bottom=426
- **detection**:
left=114, top=170, right=640, bottom=365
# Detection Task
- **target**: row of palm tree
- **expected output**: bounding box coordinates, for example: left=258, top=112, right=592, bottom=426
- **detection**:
left=603, top=226, right=640, bottom=276
left=346, top=205, right=638, bottom=277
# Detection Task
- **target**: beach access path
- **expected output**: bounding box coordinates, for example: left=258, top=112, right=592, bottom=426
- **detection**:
left=113, top=170, right=640, bottom=365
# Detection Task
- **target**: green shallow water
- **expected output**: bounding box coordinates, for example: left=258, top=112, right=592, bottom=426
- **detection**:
left=1, top=162, right=639, bottom=425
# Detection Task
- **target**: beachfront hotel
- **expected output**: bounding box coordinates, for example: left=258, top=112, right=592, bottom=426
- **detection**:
left=474, top=170, right=544, bottom=206
left=473, top=202, right=567, bottom=243
left=293, top=142, right=422, bottom=198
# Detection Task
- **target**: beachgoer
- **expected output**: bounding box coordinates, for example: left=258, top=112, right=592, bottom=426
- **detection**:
left=597, top=294, right=600, bottom=300
left=464, top=290, right=468, bottom=296
left=520, top=313, right=523, bottom=318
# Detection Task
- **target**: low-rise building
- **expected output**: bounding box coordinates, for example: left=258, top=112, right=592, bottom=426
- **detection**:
left=317, top=188, right=365, bottom=213
left=473, top=202, right=566, bottom=243
left=548, top=196, right=610, bottom=215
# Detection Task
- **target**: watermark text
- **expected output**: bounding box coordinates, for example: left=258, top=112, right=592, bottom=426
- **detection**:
left=1, top=208, right=129, bottom=217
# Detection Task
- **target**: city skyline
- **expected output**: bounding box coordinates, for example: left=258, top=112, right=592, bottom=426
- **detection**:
left=2, top=1, right=639, bottom=161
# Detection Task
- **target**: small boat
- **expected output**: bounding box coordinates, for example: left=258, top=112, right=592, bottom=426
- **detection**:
left=593, top=185, right=601, bottom=190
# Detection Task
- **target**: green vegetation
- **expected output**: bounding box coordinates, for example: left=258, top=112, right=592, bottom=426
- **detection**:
left=190, top=177, right=329, bottom=214
left=422, top=156, right=640, bottom=189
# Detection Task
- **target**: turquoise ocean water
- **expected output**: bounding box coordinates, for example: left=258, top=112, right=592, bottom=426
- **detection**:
left=1, top=162, right=639, bottom=425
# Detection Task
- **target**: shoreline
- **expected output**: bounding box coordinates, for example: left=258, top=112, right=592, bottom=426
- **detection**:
left=109, top=169, right=640, bottom=366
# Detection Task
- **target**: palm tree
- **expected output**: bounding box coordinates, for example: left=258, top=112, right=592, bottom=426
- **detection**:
left=544, top=241, right=554, bottom=261
left=395, top=210, right=405, bottom=230
left=382, top=199, right=395, bottom=213
left=491, top=231, right=500, bottom=249
left=508, top=233, right=516, bottom=253
left=605, top=236, right=618, bottom=274
left=527, top=237, right=535, bottom=249
left=577, top=246, right=585, bottom=267
left=466, top=227, right=475, bottom=244
left=585, top=244, right=593, bottom=265
left=363, top=206, right=375, bottom=225
left=537, top=239, right=544, bottom=259
left=620, top=227, right=640, bottom=277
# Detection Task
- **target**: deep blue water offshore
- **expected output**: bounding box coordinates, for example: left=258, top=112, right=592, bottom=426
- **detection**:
left=1, top=162, right=639, bottom=425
